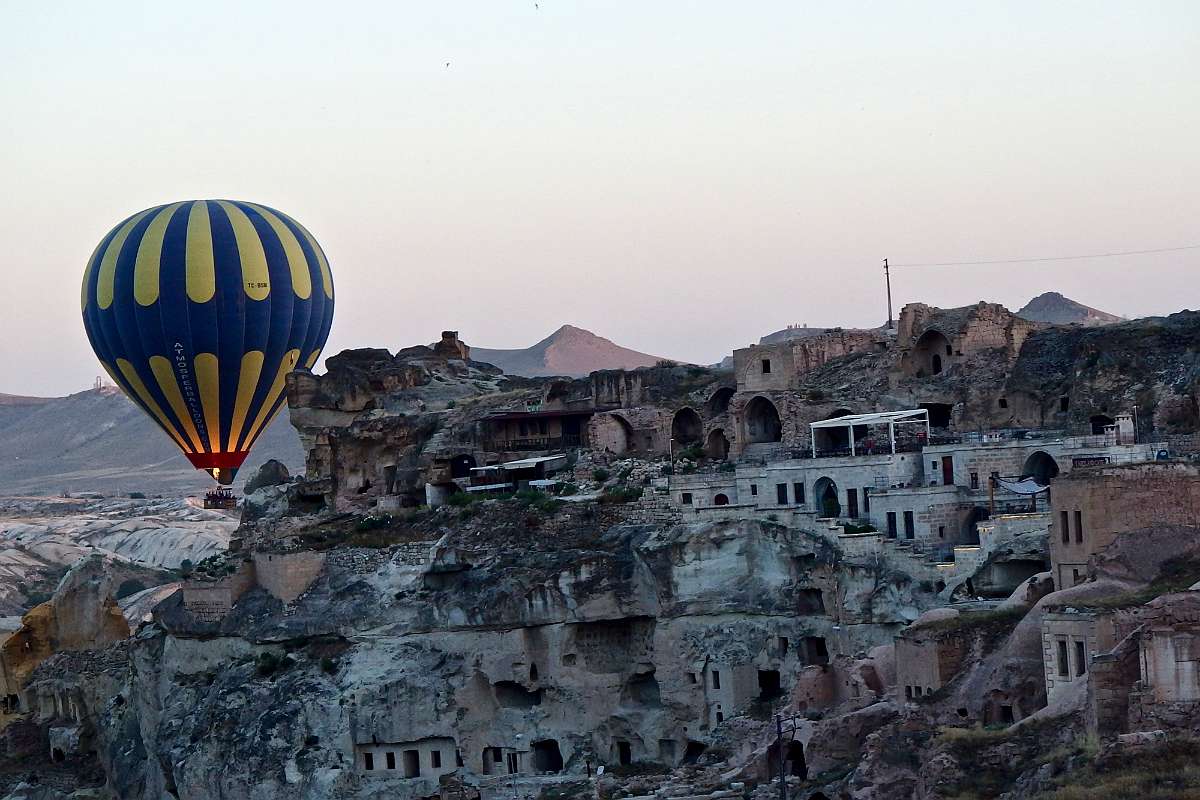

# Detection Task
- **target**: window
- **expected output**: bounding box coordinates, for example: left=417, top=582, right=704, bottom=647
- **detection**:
left=403, top=750, right=421, bottom=777
left=1072, top=568, right=1082, bottom=585
left=386, top=751, right=396, bottom=770
left=1060, top=511, right=1070, bottom=544
left=750, top=484, right=758, bottom=497
left=617, top=741, right=632, bottom=766
left=846, top=488, right=858, bottom=518
left=1074, top=640, right=1087, bottom=676
left=945, top=344, right=953, bottom=356
left=506, top=752, right=519, bottom=774
left=711, top=670, right=721, bottom=689
left=1074, top=510, right=1083, bottom=544
left=776, top=483, right=788, bottom=504
left=1057, top=640, right=1070, bottom=677
left=887, top=512, right=897, bottom=539
left=713, top=493, right=729, bottom=506
left=715, top=710, right=724, bottom=723
left=687, top=672, right=698, bottom=684
left=761, top=358, right=772, bottom=374
left=681, top=492, right=693, bottom=505
left=777, top=636, right=789, bottom=656
left=456, top=750, right=464, bottom=767
left=1060, top=396, right=1070, bottom=412
left=970, top=472, right=979, bottom=490
left=1000, top=705, right=1015, bottom=724
left=998, top=398, right=1008, bottom=409
left=938, top=525, right=945, bottom=539
left=914, top=686, right=923, bottom=697
left=904, top=511, right=915, bottom=540
left=794, top=482, right=805, bottom=505
left=862, top=488, right=870, bottom=513
left=364, top=753, right=375, bottom=771
left=904, top=686, right=913, bottom=700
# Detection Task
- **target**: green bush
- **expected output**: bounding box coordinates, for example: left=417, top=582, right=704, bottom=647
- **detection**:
left=592, top=468, right=610, bottom=482
left=555, top=483, right=578, bottom=496
left=843, top=522, right=878, bottom=534
left=718, top=462, right=735, bottom=473
left=601, top=486, right=643, bottom=504
left=678, top=444, right=705, bottom=461
left=128, top=491, right=146, bottom=499
left=355, top=513, right=394, bottom=530
left=445, top=492, right=478, bottom=507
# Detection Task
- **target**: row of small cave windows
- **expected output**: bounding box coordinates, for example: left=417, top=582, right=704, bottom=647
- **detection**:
left=363, top=748, right=461, bottom=776
left=903, top=685, right=935, bottom=701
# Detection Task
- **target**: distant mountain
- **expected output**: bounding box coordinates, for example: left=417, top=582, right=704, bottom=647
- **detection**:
left=472, top=325, right=668, bottom=377
left=0, top=387, right=303, bottom=496
left=1017, top=292, right=1123, bottom=326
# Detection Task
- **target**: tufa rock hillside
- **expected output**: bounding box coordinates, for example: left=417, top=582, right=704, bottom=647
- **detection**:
left=3, top=301, right=1200, bottom=799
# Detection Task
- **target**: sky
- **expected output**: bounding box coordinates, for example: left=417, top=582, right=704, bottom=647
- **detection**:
left=2, top=1, right=1198, bottom=396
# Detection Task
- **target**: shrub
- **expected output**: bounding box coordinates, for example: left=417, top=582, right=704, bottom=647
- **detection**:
left=256, top=652, right=281, bottom=676
left=718, top=461, right=735, bottom=473
left=128, top=491, right=146, bottom=499
left=445, top=492, right=477, bottom=507
left=320, top=657, right=338, bottom=675
left=678, top=444, right=705, bottom=461
left=355, top=513, right=394, bottom=530
left=601, top=486, right=643, bottom=504
left=179, top=559, right=193, bottom=577
left=843, top=522, right=877, bottom=534
left=592, top=468, right=610, bottom=482
left=555, top=483, right=578, bottom=496
left=660, top=465, right=674, bottom=476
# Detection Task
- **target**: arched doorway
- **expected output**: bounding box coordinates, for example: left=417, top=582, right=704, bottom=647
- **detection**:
left=813, top=477, right=840, bottom=518
left=1022, top=451, right=1060, bottom=485
left=744, top=396, right=782, bottom=443
left=450, top=454, right=477, bottom=479
left=672, top=408, right=703, bottom=448
left=1090, top=414, right=1116, bottom=435
left=707, top=387, right=735, bottom=416
left=705, top=429, right=730, bottom=460
left=600, top=413, right=636, bottom=455
left=914, top=330, right=952, bottom=377
left=713, top=493, right=730, bottom=506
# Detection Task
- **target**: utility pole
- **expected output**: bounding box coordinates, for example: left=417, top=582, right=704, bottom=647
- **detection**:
left=884, top=258, right=894, bottom=329
left=776, top=714, right=787, bottom=800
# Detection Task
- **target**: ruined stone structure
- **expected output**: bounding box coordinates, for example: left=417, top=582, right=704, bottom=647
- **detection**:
left=1049, top=462, right=1200, bottom=589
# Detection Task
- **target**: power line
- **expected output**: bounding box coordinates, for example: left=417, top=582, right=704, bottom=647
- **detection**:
left=891, top=243, right=1200, bottom=269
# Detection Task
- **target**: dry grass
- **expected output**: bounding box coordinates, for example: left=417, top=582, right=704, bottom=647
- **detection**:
left=1033, top=738, right=1200, bottom=800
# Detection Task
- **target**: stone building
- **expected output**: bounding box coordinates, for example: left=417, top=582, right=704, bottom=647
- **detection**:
left=1049, top=462, right=1200, bottom=589
left=1041, top=610, right=1115, bottom=706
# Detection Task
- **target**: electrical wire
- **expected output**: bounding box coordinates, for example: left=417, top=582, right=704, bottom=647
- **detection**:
left=890, top=243, right=1200, bottom=268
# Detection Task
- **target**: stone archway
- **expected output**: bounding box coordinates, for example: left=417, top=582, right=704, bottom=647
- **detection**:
left=450, top=454, right=477, bottom=479
left=1022, top=451, right=1060, bottom=484
left=707, top=387, right=735, bottom=416
left=813, top=477, right=840, bottom=518
left=713, top=493, right=730, bottom=506
left=744, top=396, right=783, bottom=443
left=913, top=329, right=952, bottom=377
left=705, top=429, right=730, bottom=460
left=672, top=408, right=703, bottom=448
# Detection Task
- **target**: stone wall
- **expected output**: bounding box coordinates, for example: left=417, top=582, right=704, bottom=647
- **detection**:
left=1041, top=611, right=1114, bottom=705
left=252, top=551, right=328, bottom=604
left=1049, top=462, right=1200, bottom=590
left=895, top=627, right=966, bottom=700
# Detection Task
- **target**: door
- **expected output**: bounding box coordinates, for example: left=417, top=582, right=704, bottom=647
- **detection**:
left=941, top=456, right=954, bottom=486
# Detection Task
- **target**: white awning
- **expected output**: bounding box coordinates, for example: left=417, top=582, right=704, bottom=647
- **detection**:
left=470, top=454, right=568, bottom=472
left=809, top=409, right=929, bottom=428
left=995, top=477, right=1050, bottom=495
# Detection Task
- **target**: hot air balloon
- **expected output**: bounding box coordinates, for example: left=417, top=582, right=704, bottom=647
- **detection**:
left=81, top=200, right=334, bottom=484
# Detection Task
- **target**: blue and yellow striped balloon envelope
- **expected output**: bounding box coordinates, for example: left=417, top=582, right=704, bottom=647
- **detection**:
left=81, top=200, right=334, bottom=484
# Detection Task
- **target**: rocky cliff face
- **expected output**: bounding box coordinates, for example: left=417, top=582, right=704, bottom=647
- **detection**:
left=91, top=502, right=936, bottom=800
